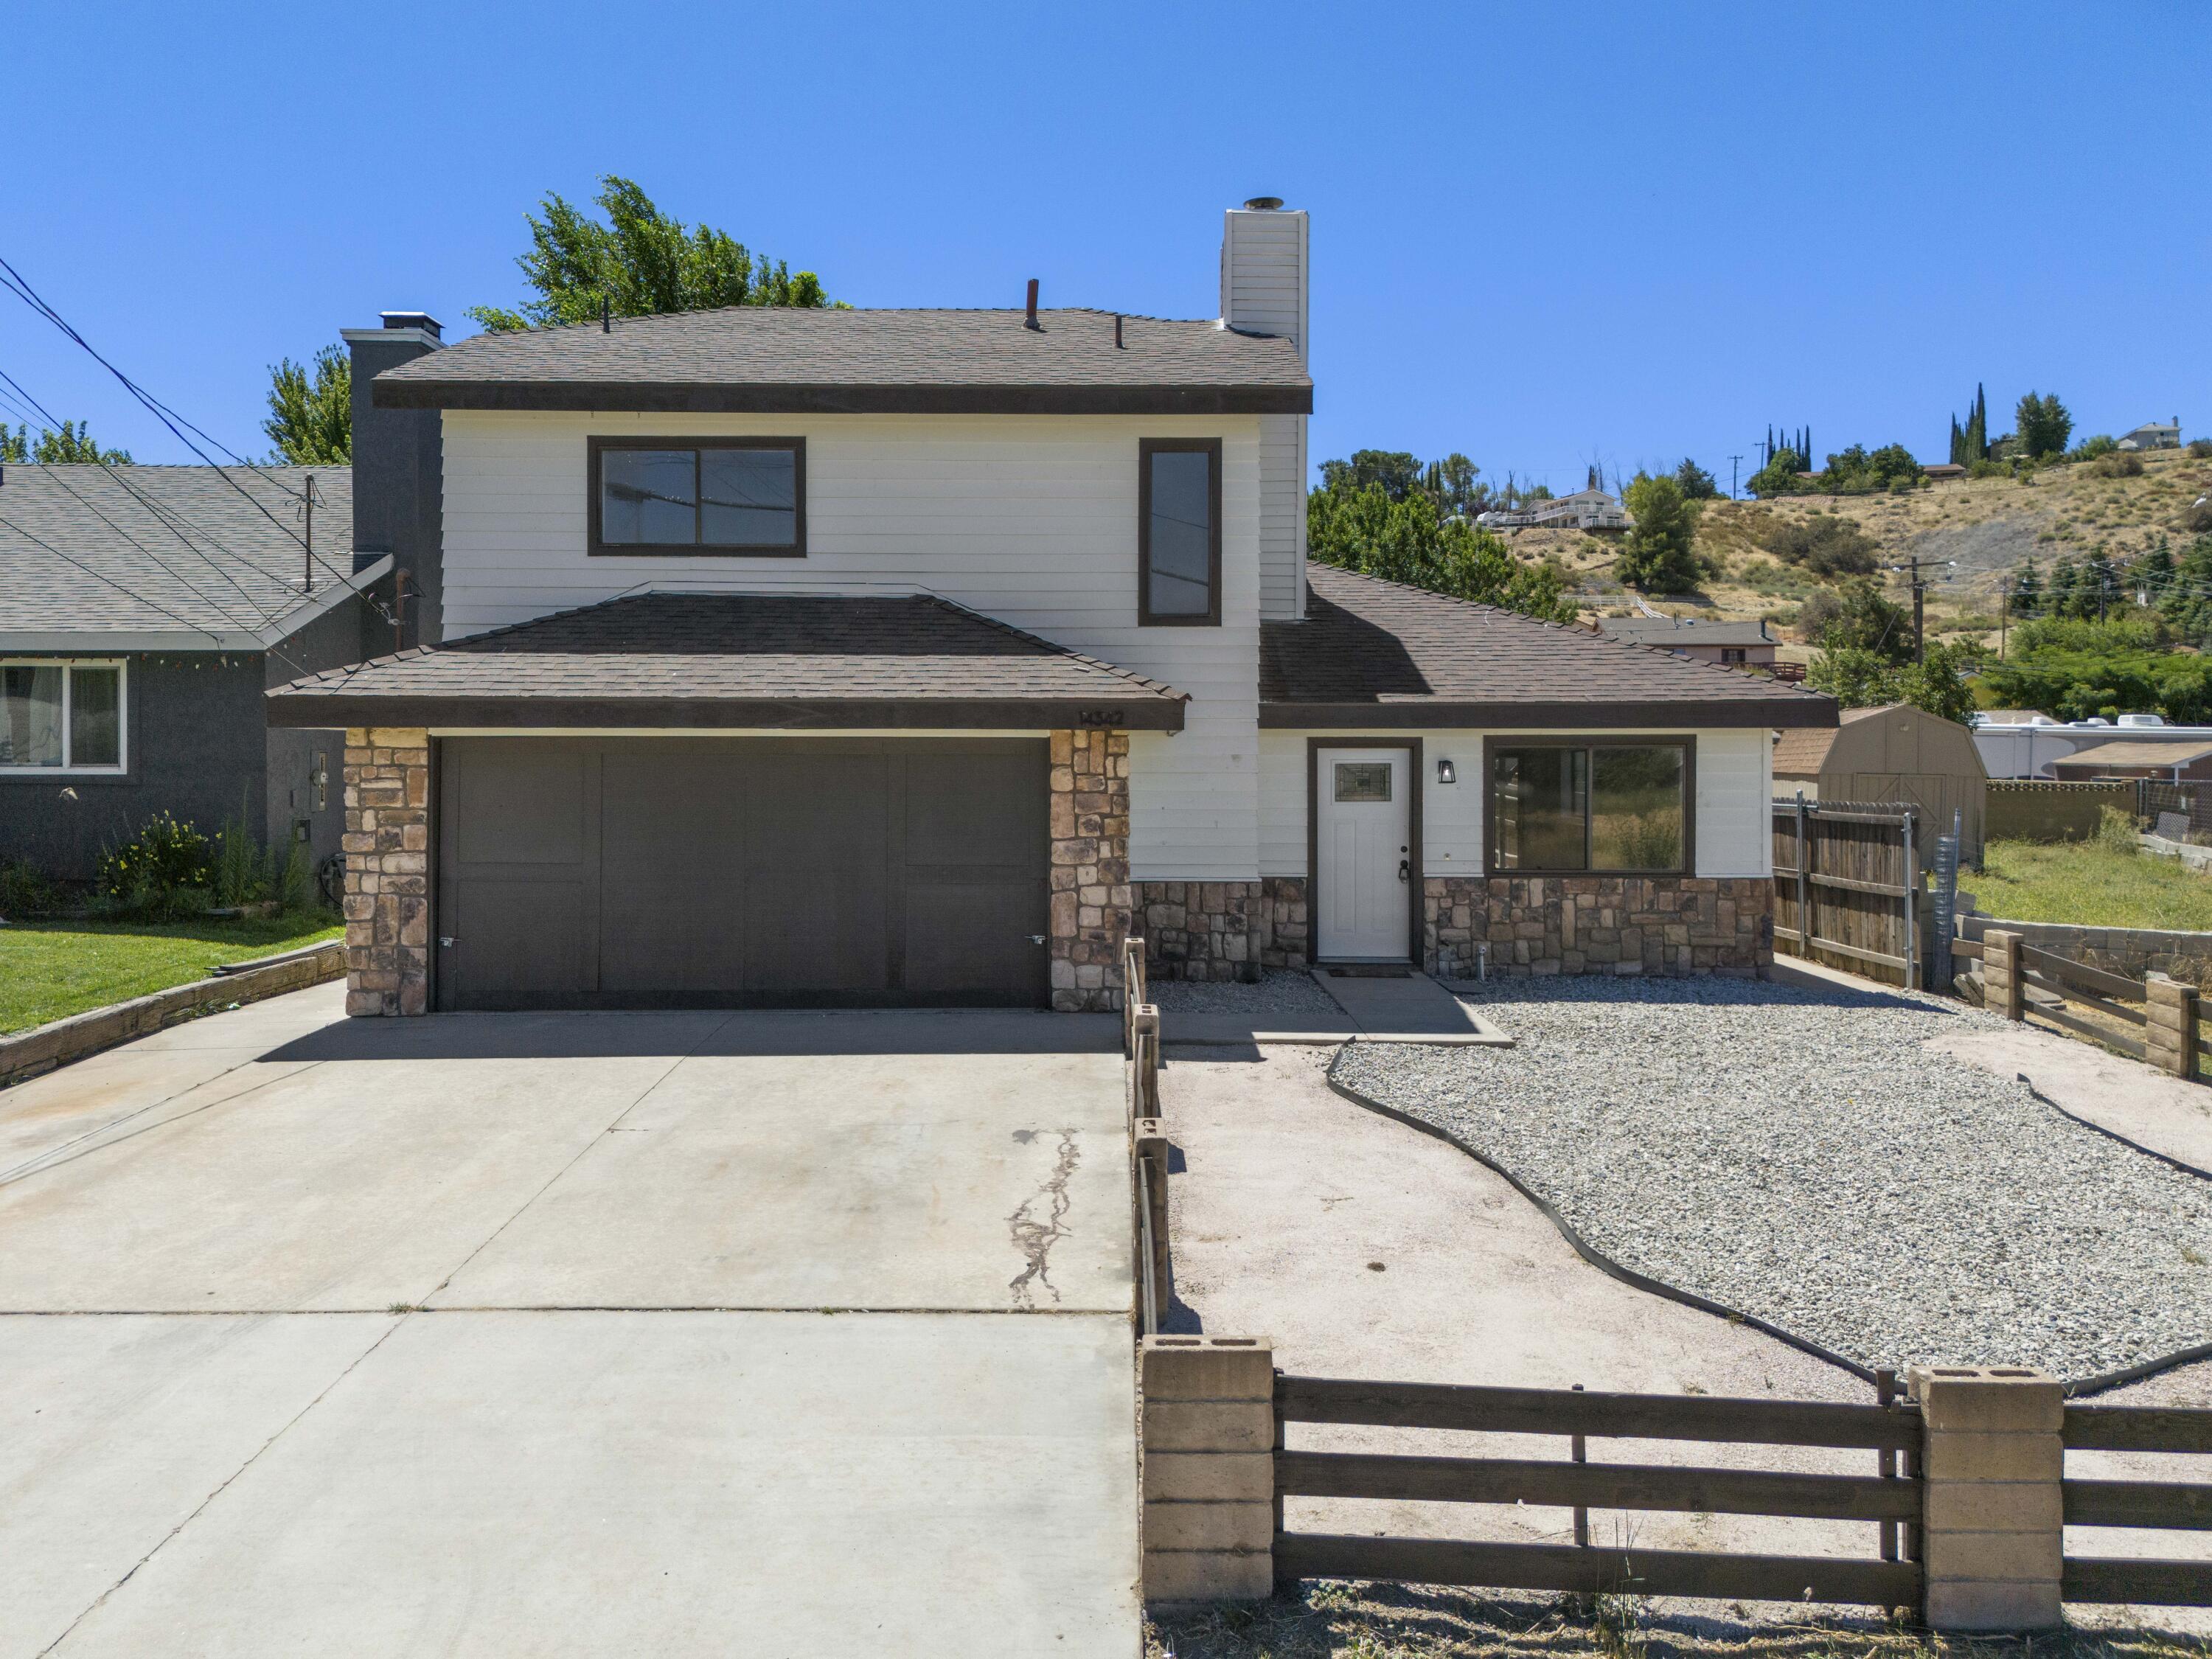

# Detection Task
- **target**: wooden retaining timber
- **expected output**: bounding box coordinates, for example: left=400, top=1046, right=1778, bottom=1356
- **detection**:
left=1983, top=928, right=2202, bottom=1077
left=2060, top=1401, right=2212, bottom=1607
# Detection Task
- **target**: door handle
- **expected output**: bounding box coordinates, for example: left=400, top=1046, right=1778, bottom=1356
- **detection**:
left=1397, top=857, right=1411, bottom=883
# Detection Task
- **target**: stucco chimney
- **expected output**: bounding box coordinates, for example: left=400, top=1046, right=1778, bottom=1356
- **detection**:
left=339, top=313, right=445, bottom=652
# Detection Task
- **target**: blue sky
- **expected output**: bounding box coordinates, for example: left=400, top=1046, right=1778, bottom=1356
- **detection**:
left=5, top=3, right=2205, bottom=491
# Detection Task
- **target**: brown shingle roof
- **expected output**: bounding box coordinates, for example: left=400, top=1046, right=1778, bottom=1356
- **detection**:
left=1770, top=705, right=1893, bottom=775
left=2051, top=738, right=2212, bottom=769
left=372, top=307, right=1310, bottom=415
left=267, top=592, right=1188, bottom=731
left=1260, top=564, right=1837, bottom=729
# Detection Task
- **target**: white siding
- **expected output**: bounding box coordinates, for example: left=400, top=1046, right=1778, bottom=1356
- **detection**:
left=1259, top=728, right=1773, bottom=880
left=439, top=410, right=1262, bottom=880
left=1221, top=208, right=1309, bottom=624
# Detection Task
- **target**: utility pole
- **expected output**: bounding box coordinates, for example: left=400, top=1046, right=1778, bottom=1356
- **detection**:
left=1728, top=453, right=1744, bottom=500
left=1998, top=577, right=2010, bottom=662
left=1905, top=554, right=1927, bottom=663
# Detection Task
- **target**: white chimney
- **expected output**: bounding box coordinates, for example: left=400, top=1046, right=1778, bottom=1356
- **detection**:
left=1220, top=198, right=1311, bottom=621
left=1220, top=197, right=1308, bottom=361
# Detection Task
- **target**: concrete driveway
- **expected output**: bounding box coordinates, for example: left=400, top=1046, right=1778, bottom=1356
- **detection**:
left=1, top=984, right=1138, bottom=1657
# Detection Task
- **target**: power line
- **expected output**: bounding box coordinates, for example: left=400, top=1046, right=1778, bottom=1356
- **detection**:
left=0, top=254, right=353, bottom=590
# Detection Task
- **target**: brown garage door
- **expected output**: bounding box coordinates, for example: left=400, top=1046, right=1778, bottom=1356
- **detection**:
left=434, top=737, right=1049, bottom=1010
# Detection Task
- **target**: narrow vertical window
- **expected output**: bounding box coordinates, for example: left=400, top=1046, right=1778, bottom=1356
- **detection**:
left=1138, top=438, right=1222, bottom=625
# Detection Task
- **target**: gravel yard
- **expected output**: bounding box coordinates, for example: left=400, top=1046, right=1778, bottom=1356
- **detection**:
left=1330, top=974, right=2212, bottom=1384
left=1150, top=970, right=1343, bottom=1018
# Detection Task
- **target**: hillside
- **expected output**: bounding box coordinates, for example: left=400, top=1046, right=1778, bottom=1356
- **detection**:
left=1506, top=447, right=2211, bottom=644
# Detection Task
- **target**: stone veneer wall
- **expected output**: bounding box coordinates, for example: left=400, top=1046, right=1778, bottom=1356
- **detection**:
left=1136, top=880, right=1264, bottom=982
left=341, top=726, right=432, bottom=1016
left=1049, top=729, right=1132, bottom=1012
left=1259, top=877, right=1310, bottom=972
left=1425, top=875, right=1771, bottom=978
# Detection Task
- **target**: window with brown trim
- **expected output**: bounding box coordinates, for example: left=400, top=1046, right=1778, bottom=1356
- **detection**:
left=589, top=437, right=805, bottom=557
left=1486, top=737, right=1693, bottom=874
left=1138, top=437, right=1221, bottom=625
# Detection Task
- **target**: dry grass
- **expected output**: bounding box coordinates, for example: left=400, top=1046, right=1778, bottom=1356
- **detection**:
left=1147, top=1582, right=2211, bottom=1659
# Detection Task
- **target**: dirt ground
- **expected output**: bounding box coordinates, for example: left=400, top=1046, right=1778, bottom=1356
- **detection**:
left=1152, top=984, right=2212, bottom=1649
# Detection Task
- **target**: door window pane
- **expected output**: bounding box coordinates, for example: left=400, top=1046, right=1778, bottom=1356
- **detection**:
left=1592, top=746, right=1685, bottom=871
left=1492, top=747, right=1587, bottom=871
left=68, top=666, right=122, bottom=768
left=1332, top=762, right=1392, bottom=803
left=600, top=449, right=697, bottom=544
left=700, top=448, right=797, bottom=547
left=1146, top=448, right=1214, bottom=616
left=1, top=666, right=63, bottom=767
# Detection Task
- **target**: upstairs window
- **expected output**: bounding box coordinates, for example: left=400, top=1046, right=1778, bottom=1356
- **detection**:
left=590, top=437, right=805, bottom=557
left=1138, top=438, right=1222, bottom=625
left=1, top=660, right=125, bottom=772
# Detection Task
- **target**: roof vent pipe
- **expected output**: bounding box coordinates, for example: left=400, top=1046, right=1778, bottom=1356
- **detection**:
left=1024, top=278, right=1040, bottom=330
left=1114, top=313, right=1123, bottom=349
left=1244, top=196, right=1284, bottom=211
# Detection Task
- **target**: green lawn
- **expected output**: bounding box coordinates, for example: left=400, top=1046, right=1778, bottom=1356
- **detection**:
left=1972, top=838, right=2212, bottom=931
left=0, top=914, right=344, bottom=1036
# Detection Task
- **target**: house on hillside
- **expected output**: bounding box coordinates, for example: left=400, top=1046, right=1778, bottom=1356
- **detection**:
left=1476, top=487, right=1632, bottom=532
left=269, top=198, right=1836, bottom=1018
left=2050, top=738, right=2212, bottom=784
left=2117, top=420, right=2182, bottom=453
left=0, top=465, right=390, bottom=881
left=1772, top=703, right=1987, bottom=867
left=1599, top=616, right=1778, bottom=669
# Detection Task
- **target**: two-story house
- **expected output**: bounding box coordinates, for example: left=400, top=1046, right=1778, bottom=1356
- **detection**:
left=269, top=199, right=1834, bottom=1017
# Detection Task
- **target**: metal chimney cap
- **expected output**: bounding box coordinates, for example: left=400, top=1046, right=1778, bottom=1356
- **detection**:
left=1242, top=196, right=1284, bottom=211
left=380, top=311, right=442, bottom=339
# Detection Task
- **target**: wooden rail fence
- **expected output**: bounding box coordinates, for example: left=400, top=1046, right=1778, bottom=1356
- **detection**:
left=1772, top=798, right=1922, bottom=988
left=1270, top=1372, right=1923, bottom=1607
left=1975, top=928, right=2208, bottom=1082
left=2061, top=1401, right=2212, bottom=1607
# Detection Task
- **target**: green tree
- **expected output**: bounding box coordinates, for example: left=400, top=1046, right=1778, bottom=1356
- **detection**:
left=1672, top=458, right=1719, bottom=500
left=1318, top=449, right=1424, bottom=501
left=2047, top=554, right=2081, bottom=619
left=2008, top=558, right=2043, bottom=616
left=2159, top=535, right=2212, bottom=642
left=1615, top=472, right=1710, bottom=592
left=262, top=344, right=352, bottom=464
left=1306, top=485, right=1578, bottom=622
left=2014, top=391, right=2073, bottom=460
left=30, top=421, right=131, bottom=464
left=1423, top=453, right=1484, bottom=517
left=1808, top=641, right=1977, bottom=723
left=1806, top=576, right=1913, bottom=662
left=1746, top=446, right=1806, bottom=498
left=469, top=175, right=832, bottom=333
left=0, top=424, right=25, bottom=462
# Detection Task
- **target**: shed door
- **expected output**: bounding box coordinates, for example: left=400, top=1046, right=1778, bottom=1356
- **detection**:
left=435, top=737, right=1048, bottom=1009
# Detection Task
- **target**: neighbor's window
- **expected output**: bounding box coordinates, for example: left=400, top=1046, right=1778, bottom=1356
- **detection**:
left=1, top=660, right=124, bottom=772
left=1139, top=438, right=1221, bottom=625
left=591, top=438, right=804, bottom=555
left=1489, top=741, right=1687, bottom=873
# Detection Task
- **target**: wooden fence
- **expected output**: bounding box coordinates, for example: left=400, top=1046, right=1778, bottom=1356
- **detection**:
left=1271, top=1372, right=1924, bottom=1607
left=1772, top=799, right=1922, bottom=988
left=1970, top=928, right=2209, bottom=1082
left=2061, top=1401, right=2212, bottom=1606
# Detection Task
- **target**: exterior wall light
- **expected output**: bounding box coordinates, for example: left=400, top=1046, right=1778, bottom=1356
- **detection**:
left=1436, top=758, right=1457, bottom=785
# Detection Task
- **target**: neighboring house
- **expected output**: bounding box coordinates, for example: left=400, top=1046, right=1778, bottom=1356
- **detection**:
left=2049, top=739, right=2212, bottom=784
left=1599, top=616, right=1778, bottom=669
left=1772, top=703, right=1987, bottom=867
left=1476, top=487, right=1631, bottom=532
left=2115, top=420, right=2182, bottom=453
left=268, top=199, right=1835, bottom=1018
left=1921, top=462, right=1968, bottom=481
left=0, top=465, right=389, bottom=880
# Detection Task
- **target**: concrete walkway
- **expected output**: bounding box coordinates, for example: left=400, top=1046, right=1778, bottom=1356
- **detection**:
left=1161, top=968, right=1506, bottom=1048
left=1, top=984, right=1138, bottom=1658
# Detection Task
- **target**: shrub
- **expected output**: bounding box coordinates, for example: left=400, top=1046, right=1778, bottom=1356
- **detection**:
left=2188, top=438, right=2212, bottom=459
left=2096, top=804, right=2140, bottom=857
left=2070, top=434, right=2118, bottom=462
left=0, top=858, right=64, bottom=919
left=1761, top=513, right=1880, bottom=576
left=97, top=813, right=214, bottom=919
left=214, top=802, right=261, bottom=907
left=2091, top=451, right=2145, bottom=479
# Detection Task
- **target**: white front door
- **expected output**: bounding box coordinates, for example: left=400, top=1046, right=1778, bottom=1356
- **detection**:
left=1315, top=747, right=1411, bottom=961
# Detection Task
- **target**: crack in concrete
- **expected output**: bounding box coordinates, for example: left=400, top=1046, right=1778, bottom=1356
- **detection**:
left=1006, top=1128, right=1079, bottom=1310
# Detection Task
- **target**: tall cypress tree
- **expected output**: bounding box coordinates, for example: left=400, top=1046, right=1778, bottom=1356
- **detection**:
left=1969, top=384, right=1988, bottom=461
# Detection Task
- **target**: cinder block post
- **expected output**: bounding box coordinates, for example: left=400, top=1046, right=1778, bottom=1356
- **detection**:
left=2145, top=973, right=2200, bottom=1081
left=1983, top=929, right=2025, bottom=1021
left=1133, top=1118, right=1171, bottom=1316
left=1141, top=1336, right=1274, bottom=1605
left=1908, top=1365, right=2064, bottom=1633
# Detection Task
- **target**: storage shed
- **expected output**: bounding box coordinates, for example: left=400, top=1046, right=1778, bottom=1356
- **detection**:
left=1771, top=703, right=1988, bottom=867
